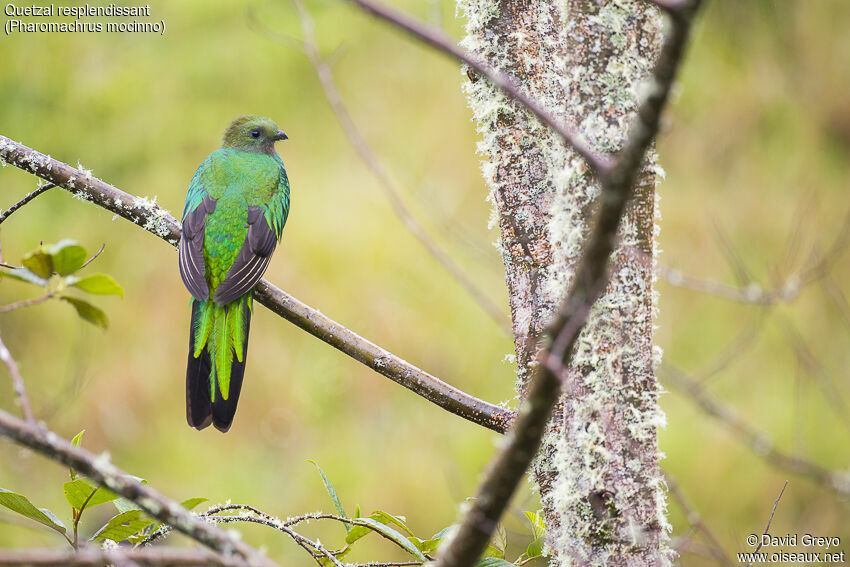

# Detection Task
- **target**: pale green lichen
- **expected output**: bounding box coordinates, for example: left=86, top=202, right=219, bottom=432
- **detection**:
left=131, top=195, right=174, bottom=239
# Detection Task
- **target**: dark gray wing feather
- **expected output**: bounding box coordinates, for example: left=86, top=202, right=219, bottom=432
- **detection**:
left=213, top=206, right=277, bottom=305
left=178, top=196, right=217, bottom=301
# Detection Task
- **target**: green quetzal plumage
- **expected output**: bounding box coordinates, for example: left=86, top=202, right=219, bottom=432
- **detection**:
left=178, top=115, right=290, bottom=432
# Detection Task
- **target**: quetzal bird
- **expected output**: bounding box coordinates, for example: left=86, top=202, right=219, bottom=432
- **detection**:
left=178, top=115, right=290, bottom=432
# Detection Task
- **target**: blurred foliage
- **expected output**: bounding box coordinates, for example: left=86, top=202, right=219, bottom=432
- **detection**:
left=0, top=0, right=848, bottom=564
left=0, top=453, right=544, bottom=565
left=1, top=239, right=123, bottom=328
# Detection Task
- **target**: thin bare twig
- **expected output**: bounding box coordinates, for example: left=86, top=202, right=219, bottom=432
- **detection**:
left=80, top=243, right=106, bottom=269
left=781, top=318, right=850, bottom=436
left=338, top=0, right=611, bottom=175
left=662, top=363, right=850, bottom=496
left=0, top=292, right=55, bottom=313
left=695, top=313, right=765, bottom=385
left=0, top=333, right=35, bottom=424
left=205, top=516, right=346, bottom=567
left=666, top=475, right=733, bottom=567
left=745, top=481, right=789, bottom=567
left=821, top=273, right=850, bottom=335
left=0, top=409, right=278, bottom=567
left=0, top=135, right=513, bottom=434
left=289, top=0, right=510, bottom=333
left=147, top=504, right=433, bottom=565
left=0, top=183, right=56, bottom=226
left=658, top=209, right=850, bottom=305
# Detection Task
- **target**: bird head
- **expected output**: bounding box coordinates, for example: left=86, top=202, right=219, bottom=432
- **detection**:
left=222, top=115, right=288, bottom=154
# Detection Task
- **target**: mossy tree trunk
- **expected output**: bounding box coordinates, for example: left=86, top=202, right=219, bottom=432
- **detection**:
left=459, top=0, right=671, bottom=565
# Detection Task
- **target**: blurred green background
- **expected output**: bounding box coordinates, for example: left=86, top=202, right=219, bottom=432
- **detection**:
left=1, top=0, right=848, bottom=564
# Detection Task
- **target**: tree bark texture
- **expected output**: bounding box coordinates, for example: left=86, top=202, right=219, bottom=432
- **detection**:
left=458, top=1, right=671, bottom=565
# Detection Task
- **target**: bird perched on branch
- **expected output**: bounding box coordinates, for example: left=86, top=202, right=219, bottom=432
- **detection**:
left=178, top=115, right=290, bottom=432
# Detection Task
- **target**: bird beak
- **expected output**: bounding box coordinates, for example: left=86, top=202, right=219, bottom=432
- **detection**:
left=274, top=130, right=288, bottom=141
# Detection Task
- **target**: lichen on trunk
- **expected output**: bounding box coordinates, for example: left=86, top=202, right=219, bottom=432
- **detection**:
left=458, top=0, right=671, bottom=565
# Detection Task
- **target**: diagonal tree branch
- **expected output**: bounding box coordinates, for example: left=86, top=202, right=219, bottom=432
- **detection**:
left=0, top=135, right=513, bottom=434
left=0, top=547, right=251, bottom=567
left=0, top=409, right=278, bottom=567
left=661, top=363, right=850, bottom=497
left=338, top=0, right=611, bottom=175
left=0, top=333, right=35, bottom=424
left=665, top=474, right=734, bottom=567
left=289, top=0, right=511, bottom=333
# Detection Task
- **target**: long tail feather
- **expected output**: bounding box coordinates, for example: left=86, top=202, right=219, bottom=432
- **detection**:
left=186, top=295, right=252, bottom=432
left=186, top=300, right=213, bottom=430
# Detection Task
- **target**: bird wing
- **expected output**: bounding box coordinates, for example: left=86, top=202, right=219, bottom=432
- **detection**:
left=178, top=195, right=216, bottom=301
left=212, top=205, right=277, bottom=305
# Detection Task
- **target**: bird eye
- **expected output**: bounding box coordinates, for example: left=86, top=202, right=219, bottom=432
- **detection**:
left=250, top=129, right=261, bottom=139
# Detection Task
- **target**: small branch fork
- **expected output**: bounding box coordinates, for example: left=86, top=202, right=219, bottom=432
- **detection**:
left=0, top=183, right=55, bottom=226
left=0, top=136, right=512, bottom=435
left=0, top=409, right=278, bottom=567
left=339, top=0, right=610, bottom=174
left=656, top=210, right=850, bottom=305
left=144, top=505, right=430, bottom=567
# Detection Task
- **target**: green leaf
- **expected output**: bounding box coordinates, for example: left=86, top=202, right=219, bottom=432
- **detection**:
left=50, top=240, right=87, bottom=276
left=482, top=545, right=504, bottom=558
left=492, top=522, right=507, bottom=555
left=346, top=511, right=414, bottom=546
left=70, top=273, right=123, bottom=297
left=369, top=510, right=413, bottom=536
left=524, top=511, right=545, bottom=540
left=476, top=558, right=513, bottom=567
left=317, top=548, right=351, bottom=567
left=63, top=478, right=120, bottom=511
left=91, top=510, right=156, bottom=543
left=112, top=498, right=142, bottom=514
left=0, top=267, right=47, bottom=287
left=345, top=517, right=426, bottom=561
left=61, top=297, right=109, bottom=329
left=526, top=537, right=545, bottom=560
left=411, top=525, right=456, bottom=554
left=71, top=430, right=85, bottom=447
left=128, top=521, right=161, bottom=544
left=180, top=497, right=208, bottom=511
left=308, top=460, right=349, bottom=532
left=68, top=430, right=85, bottom=480
left=21, top=249, right=52, bottom=279
left=0, top=488, right=66, bottom=534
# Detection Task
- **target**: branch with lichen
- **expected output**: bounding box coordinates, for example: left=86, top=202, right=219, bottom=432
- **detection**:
left=0, top=134, right=512, bottom=434
left=145, top=505, right=431, bottom=566
left=0, top=547, right=252, bottom=567
left=0, top=408, right=278, bottom=567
